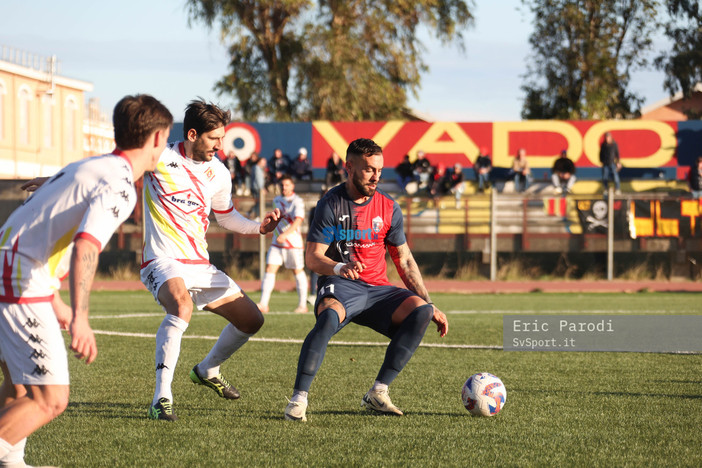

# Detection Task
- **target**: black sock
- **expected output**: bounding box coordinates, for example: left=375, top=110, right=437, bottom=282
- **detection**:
left=294, top=308, right=340, bottom=392
left=376, top=304, right=433, bottom=385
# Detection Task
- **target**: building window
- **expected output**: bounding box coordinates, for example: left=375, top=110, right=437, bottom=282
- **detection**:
left=43, top=94, right=54, bottom=148
left=18, top=86, right=32, bottom=145
left=65, top=96, right=78, bottom=151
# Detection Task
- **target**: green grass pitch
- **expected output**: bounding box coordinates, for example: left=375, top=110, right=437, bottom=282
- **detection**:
left=12, top=291, right=702, bottom=467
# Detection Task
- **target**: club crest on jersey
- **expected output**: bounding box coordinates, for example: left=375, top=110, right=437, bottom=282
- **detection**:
left=372, top=216, right=383, bottom=233
left=205, top=167, right=215, bottom=181
left=163, top=189, right=204, bottom=215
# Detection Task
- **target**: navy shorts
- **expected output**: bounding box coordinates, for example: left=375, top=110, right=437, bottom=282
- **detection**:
left=314, top=276, right=417, bottom=338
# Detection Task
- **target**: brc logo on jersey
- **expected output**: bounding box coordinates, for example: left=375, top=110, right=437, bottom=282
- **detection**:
left=204, top=167, right=215, bottom=181
left=322, top=225, right=380, bottom=244
left=163, top=189, right=204, bottom=215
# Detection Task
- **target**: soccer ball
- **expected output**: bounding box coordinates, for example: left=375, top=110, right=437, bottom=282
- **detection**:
left=461, top=372, right=506, bottom=417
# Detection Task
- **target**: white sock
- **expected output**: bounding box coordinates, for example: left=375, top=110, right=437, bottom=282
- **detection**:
left=198, top=324, right=252, bottom=379
left=291, top=390, right=308, bottom=404
left=0, top=438, right=12, bottom=459
left=294, top=271, right=308, bottom=307
left=371, top=381, right=388, bottom=393
left=153, top=314, right=189, bottom=405
left=259, top=272, right=276, bottom=306
left=0, top=437, right=26, bottom=466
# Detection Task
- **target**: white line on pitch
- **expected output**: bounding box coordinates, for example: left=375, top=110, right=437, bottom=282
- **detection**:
left=91, top=329, right=502, bottom=350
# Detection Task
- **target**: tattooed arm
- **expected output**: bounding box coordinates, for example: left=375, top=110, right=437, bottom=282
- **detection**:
left=68, top=237, right=100, bottom=364
left=389, top=242, right=431, bottom=301
left=389, top=242, right=448, bottom=337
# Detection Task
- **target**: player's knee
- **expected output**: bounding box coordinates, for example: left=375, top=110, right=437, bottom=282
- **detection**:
left=31, top=386, right=69, bottom=420
left=315, top=308, right=340, bottom=335
left=407, top=304, right=433, bottom=330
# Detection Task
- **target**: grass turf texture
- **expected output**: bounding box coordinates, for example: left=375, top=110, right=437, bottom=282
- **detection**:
left=11, top=291, right=701, bottom=467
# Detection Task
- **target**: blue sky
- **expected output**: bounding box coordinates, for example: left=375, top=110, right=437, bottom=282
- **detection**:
left=0, top=0, right=669, bottom=121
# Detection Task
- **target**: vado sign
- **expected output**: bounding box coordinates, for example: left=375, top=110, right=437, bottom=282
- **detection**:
left=311, top=120, right=678, bottom=169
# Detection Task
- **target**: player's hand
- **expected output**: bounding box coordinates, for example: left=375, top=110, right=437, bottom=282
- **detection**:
left=430, top=305, right=448, bottom=337
left=339, top=261, right=365, bottom=280
left=259, top=208, right=282, bottom=234
left=51, top=292, right=72, bottom=330
left=20, top=176, right=49, bottom=192
left=69, top=317, right=98, bottom=364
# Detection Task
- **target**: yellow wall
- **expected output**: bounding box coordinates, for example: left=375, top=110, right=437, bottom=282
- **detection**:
left=0, top=68, right=87, bottom=178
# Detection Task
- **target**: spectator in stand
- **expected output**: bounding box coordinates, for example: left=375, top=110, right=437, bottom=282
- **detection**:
left=599, top=132, right=621, bottom=194
left=395, top=154, right=415, bottom=193
left=291, top=147, right=313, bottom=181
left=244, top=151, right=260, bottom=197
left=474, top=147, right=492, bottom=192
left=688, top=156, right=702, bottom=199
left=551, top=149, right=577, bottom=194
left=509, top=148, right=532, bottom=193
left=247, top=154, right=268, bottom=219
left=412, top=150, right=433, bottom=193
left=431, top=163, right=465, bottom=209
left=269, top=148, right=290, bottom=193
left=325, top=151, right=345, bottom=189
left=224, top=151, right=244, bottom=194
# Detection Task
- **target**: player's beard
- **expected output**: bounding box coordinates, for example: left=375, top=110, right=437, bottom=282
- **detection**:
left=191, top=139, right=215, bottom=162
left=352, top=171, right=376, bottom=198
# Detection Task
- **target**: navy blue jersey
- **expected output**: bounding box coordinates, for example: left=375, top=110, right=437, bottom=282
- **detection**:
left=307, top=184, right=405, bottom=286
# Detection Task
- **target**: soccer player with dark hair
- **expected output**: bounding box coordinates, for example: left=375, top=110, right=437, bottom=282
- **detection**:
left=0, top=94, right=172, bottom=466
left=284, top=138, right=448, bottom=422
left=141, top=99, right=281, bottom=421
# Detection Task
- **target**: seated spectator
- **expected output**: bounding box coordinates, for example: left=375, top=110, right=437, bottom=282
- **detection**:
left=269, top=148, right=290, bottom=191
left=551, top=149, right=577, bottom=194
left=431, top=163, right=465, bottom=209
left=688, top=156, right=702, bottom=199
left=395, top=154, right=415, bottom=192
left=291, top=147, right=313, bottom=181
left=474, top=147, right=492, bottom=192
left=325, top=151, right=345, bottom=188
left=412, top=150, right=434, bottom=193
left=509, top=148, right=532, bottom=193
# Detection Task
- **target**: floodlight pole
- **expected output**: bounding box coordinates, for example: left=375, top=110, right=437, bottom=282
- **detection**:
left=607, top=185, right=614, bottom=281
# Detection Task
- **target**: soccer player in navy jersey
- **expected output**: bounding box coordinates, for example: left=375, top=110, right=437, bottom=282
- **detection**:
left=284, top=138, right=448, bottom=422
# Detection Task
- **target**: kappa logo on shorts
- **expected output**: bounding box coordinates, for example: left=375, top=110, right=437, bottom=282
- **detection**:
left=28, top=334, right=43, bottom=344
left=156, top=363, right=169, bottom=370
left=30, top=348, right=48, bottom=359
left=24, top=318, right=40, bottom=328
left=31, top=364, right=52, bottom=376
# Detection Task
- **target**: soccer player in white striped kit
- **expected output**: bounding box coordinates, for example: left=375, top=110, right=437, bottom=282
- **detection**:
left=142, top=99, right=281, bottom=421
left=0, top=94, right=173, bottom=466
left=257, top=174, right=309, bottom=314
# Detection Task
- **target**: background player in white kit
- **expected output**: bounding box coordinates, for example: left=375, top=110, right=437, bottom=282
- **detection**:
left=0, top=94, right=172, bottom=466
left=142, top=99, right=281, bottom=421
left=257, top=175, right=309, bottom=314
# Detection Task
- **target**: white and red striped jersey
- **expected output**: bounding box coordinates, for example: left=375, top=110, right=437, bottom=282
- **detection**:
left=0, top=153, right=136, bottom=302
left=141, top=142, right=235, bottom=266
left=271, top=193, right=305, bottom=249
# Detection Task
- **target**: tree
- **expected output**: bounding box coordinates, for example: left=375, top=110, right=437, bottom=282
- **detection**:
left=520, top=0, right=661, bottom=120
left=187, top=0, right=474, bottom=121
left=655, top=0, right=702, bottom=114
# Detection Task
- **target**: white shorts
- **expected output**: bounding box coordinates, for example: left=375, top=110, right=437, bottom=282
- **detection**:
left=0, top=301, right=70, bottom=386
left=266, top=246, right=304, bottom=270
left=141, top=258, right=241, bottom=311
